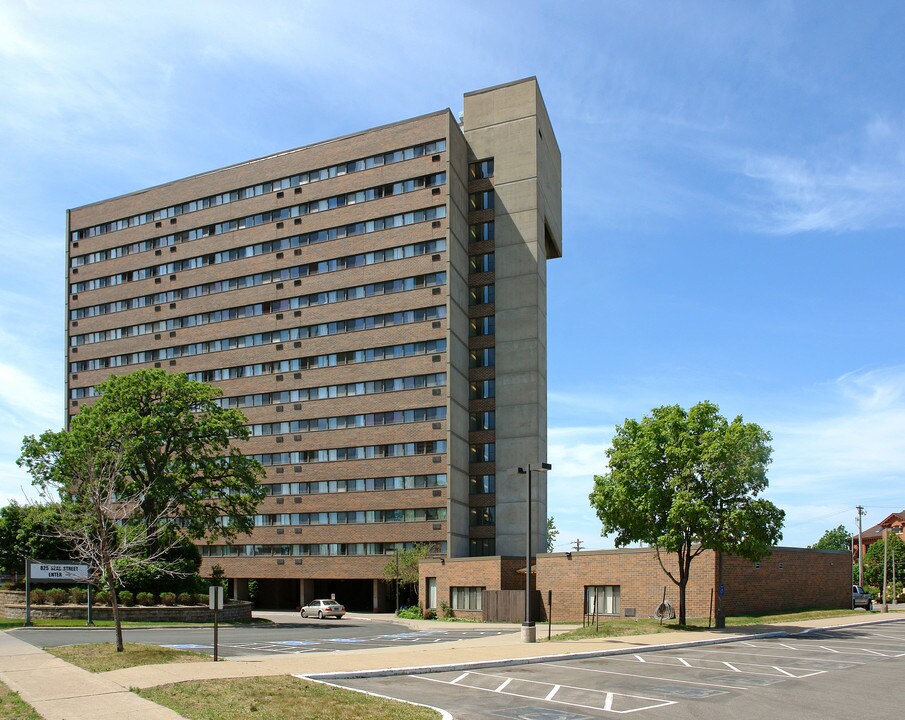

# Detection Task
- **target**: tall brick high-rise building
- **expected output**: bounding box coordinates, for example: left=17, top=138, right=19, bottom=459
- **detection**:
left=65, top=78, right=562, bottom=610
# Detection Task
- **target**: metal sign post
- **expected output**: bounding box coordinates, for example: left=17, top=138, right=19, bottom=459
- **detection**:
left=209, top=586, right=224, bottom=661
left=24, top=558, right=31, bottom=627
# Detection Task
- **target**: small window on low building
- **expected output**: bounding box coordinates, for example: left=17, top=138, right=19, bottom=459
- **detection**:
left=451, top=586, right=484, bottom=611
left=585, top=585, right=620, bottom=615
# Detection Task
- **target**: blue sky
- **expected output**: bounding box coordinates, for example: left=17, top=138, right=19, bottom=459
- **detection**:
left=1, top=1, right=903, bottom=550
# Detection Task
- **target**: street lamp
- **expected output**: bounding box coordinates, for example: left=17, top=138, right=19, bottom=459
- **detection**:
left=517, top=462, right=551, bottom=643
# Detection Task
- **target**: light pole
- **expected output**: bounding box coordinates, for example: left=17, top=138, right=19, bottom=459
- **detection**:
left=517, top=462, right=551, bottom=643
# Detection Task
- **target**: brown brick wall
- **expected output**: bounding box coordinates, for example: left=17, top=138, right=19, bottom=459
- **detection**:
left=420, top=546, right=851, bottom=622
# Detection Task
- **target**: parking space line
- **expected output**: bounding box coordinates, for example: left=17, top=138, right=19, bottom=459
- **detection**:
left=689, top=648, right=868, bottom=665
left=495, top=678, right=513, bottom=692
left=772, top=666, right=796, bottom=677
left=450, top=672, right=469, bottom=685
left=634, top=654, right=646, bottom=662
left=676, top=658, right=691, bottom=667
left=609, top=654, right=826, bottom=678
left=409, top=671, right=677, bottom=714
left=542, top=662, right=752, bottom=691
left=723, top=662, right=741, bottom=672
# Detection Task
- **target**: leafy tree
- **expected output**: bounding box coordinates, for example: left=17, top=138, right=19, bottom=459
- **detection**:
left=589, top=401, right=785, bottom=625
left=863, top=534, right=905, bottom=595
left=0, top=502, right=71, bottom=577
left=810, top=525, right=852, bottom=552
left=383, top=544, right=434, bottom=608
left=20, top=369, right=265, bottom=556
left=546, top=516, right=559, bottom=553
left=18, top=369, right=265, bottom=651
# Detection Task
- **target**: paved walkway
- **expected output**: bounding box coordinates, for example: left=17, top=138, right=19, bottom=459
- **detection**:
left=1, top=611, right=902, bottom=720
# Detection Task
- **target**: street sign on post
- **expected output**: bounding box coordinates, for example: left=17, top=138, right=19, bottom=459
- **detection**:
left=209, top=586, right=223, bottom=661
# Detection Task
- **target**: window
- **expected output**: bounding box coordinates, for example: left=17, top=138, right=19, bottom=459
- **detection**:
left=469, top=285, right=494, bottom=306
left=469, top=411, right=495, bottom=431
left=451, top=586, right=483, bottom=611
left=469, top=348, right=494, bottom=368
left=585, top=585, right=620, bottom=616
left=469, top=443, right=495, bottom=463
left=469, top=191, right=494, bottom=211
left=469, top=316, right=495, bottom=337
left=469, top=252, right=494, bottom=274
left=469, top=506, right=495, bottom=526
left=469, top=474, right=495, bottom=494
left=426, top=578, right=437, bottom=609
left=469, top=222, right=494, bottom=243
left=469, top=539, right=495, bottom=557
left=469, top=380, right=495, bottom=399
left=469, top=159, right=494, bottom=180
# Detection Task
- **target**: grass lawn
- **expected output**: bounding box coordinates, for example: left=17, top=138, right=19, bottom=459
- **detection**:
left=0, top=681, right=42, bottom=720
left=549, top=608, right=875, bottom=641
left=46, top=642, right=211, bottom=672
left=138, top=676, right=439, bottom=720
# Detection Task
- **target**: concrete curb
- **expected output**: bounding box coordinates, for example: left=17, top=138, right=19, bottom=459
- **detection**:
left=300, top=615, right=905, bottom=681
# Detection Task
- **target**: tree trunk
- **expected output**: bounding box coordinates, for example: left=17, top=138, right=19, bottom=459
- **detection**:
left=678, top=577, right=687, bottom=625
left=104, top=558, right=124, bottom=652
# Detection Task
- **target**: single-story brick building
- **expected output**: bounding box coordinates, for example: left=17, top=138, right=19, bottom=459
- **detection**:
left=418, top=546, right=850, bottom=622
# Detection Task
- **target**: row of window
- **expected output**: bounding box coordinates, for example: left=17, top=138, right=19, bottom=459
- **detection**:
left=70, top=238, right=445, bottom=320
left=248, top=405, right=446, bottom=436
left=71, top=340, right=445, bottom=395
left=263, top=474, right=447, bottom=496
left=71, top=139, right=447, bottom=241
left=200, top=540, right=447, bottom=558
left=253, top=507, right=446, bottom=526
left=217, top=372, right=446, bottom=409
left=69, top=305, right=445, bottom=372
left=71, top=272, right=446, bottom=346
left=70, top=204, right=447, bottom=294
left=71, top=172, right=445, bottom=268
left=250, top=440, right=446, bottom=466
left=469, top=443, right=495, bottom=464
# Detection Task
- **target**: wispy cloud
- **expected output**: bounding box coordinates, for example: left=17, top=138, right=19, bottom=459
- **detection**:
left=740, top=117, right=905, bottom=234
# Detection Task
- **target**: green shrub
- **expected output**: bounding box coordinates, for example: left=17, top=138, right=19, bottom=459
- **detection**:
left=94, top=590, right=111, bottom=605
left=439, top=600, right=454, bottom=619
left=194, top=593, right=208, bottom=605
left=423, top=608, right=437, bottom=619
left=396, top=605, right=424, bottom=619
left=160, top=592, right=176, bottom=606
left=118, top=590, right=134, bottom=607
left=136, top=592, right=155, bottom=606
left=69, top=587, right=88, bottom=604
left=46, top=588, right=67, bottom=606
left=29, top=588, right=46, bottom=605
left=177, top=592, right=194, bottom=605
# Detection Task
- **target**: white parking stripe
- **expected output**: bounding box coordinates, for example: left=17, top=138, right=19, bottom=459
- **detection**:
left=688, top=648, right=867, bottom=664
left=723, top=663, right=741, bottom=672
left=450, top=673, right=469, bottom=685
left=409, top=672, right=677, bottom=714
left=545, top=684, right=561, bottom=701
left=542, top=662, right=750, bottom=691
left=495, top=678, right=513, bottom=692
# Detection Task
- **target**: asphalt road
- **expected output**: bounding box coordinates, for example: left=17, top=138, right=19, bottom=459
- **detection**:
left=330, top=619, right=905, bottom=719
left=9, top=616, right=514, bottom=658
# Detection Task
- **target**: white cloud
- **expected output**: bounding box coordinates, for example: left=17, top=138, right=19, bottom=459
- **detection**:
left=740, top=117, right=905, bottom=234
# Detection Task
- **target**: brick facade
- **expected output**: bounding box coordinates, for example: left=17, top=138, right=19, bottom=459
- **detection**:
left=420, top=546, right=851, bottom=622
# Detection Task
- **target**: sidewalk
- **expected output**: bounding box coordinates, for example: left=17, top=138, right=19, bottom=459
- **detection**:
left=1, top=611, right=901, bottom=720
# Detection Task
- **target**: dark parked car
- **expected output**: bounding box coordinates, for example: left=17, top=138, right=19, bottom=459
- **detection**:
left=301, top=599, right=346, bottom=619
left=853, top=585, right=872, bottom=610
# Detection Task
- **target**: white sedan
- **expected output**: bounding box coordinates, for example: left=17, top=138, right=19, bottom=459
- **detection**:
left=300, top=599, right=345, bottom=619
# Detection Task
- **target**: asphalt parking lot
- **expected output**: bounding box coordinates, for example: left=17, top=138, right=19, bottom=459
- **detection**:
left=327, top=619, right=905, bottom=719
left=12, top=618, right=513, bottom=659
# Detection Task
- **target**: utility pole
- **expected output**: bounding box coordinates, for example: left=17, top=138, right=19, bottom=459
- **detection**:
left=856, top=505, right=865, bottom=587
left=572, top=539, right=584, bottom=552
